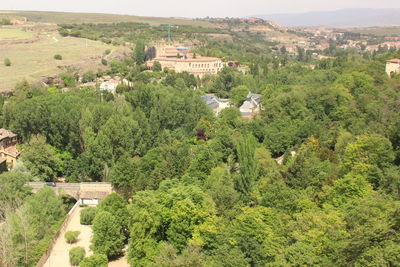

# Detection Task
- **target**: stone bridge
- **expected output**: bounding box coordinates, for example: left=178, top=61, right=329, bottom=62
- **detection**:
left=27, top=182, right=113, bottom=201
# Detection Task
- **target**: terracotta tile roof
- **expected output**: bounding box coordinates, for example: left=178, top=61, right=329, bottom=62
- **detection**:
left=3, top=146, right=21, bottom=158
left=387, top=58, right=400, bottom=63
left=80, top=191, right=109, bottom=199
left=153, top=56, right=222, bottom=63
left=0, top=128, right=17, bottom=141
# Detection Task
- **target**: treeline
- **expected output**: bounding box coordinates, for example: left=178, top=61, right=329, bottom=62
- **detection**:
left=58, top=22, right=226, bottom=45
left=0, top=172, right=70, bottom=266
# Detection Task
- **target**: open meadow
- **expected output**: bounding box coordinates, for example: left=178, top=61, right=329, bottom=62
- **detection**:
left=0, top=30, right=129, bottom=91
left=0, top=28, right=33, bottom=40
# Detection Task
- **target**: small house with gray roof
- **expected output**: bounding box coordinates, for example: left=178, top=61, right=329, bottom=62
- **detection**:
left=240, top=93, right=262, bottom=118
left=201, top=95, right=232, bottom=115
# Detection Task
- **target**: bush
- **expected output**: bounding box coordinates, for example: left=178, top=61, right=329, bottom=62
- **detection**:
left=54, top=54, right=63, bottom=60
left=153, top=61, right=162, bottom=72
left=60, top=72, right=77, bottom=87
left=65, top=231, right=80, bottom=244
left=0, top=18, right=12, bottom=25
left=82, top=71, right=95, bottom=83
left=104, top=49, right=111, bottom=55
left=80, top=207, right=97, bottom=225
left=79, top=254, right=108, bottom=267
left=101, top=59, right=108, bottom=66
left=4, top=58, right=11, bottom=67
left=69, top=247, right=85, bottom=266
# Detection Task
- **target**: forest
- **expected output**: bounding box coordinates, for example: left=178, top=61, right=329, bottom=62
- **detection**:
left=0, top=25, right=400, bottom=266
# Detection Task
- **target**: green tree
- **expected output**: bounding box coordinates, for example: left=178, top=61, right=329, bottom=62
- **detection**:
left=60, top=72, right=77, bottom=87
left=0, top=171, right=31, bottom=216
left=92, top=211, right=125, bottom=258
left=69, top=247, right=85, bottom=266
left=54, top=54, right=62, bottom=60
left=79, top=254, right=108, bottom=267
left=80, top=207, right=97, bottom=225
left=21, top=135, right=61, bottom=182
left=229, top=206, right=286, bottom=265
left=231, top=85, right=249, bottom=106
left=153, top=61, right=162, bottom=72
left=97, top=193, right=129, bottom=236
left=134, top=40, right=146, bottom=65
left=82, top=71, right=95, bottom=83
left=342, top=134, right=395, bottom=188
left=4, top=58, right=11, bottom=67
left=204, top=166, right=239, bottom=215
left=235, top=134, right=259, bottom=200
left=65, top=231, right=80, bottom=244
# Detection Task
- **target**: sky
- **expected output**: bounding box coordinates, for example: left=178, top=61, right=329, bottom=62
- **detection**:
left=1, top=0, right=400, bottom=18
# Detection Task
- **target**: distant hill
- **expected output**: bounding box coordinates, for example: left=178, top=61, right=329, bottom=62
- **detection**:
left=0, top=10, right=215, bottom=27
left=254, top=8, right=400, bottom=27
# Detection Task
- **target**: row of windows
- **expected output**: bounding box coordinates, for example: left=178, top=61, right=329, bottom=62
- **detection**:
left=189, top=62, right=222, bottom=68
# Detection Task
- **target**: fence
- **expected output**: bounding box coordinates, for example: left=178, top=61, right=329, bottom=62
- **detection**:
left=35, top=201, right=80, bottom=267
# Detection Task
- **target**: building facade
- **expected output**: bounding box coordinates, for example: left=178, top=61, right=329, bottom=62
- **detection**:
left=386, top=59, right=400, bottom=76
left=148, top=43, right=224, bottom=77
left=150, top=56, right=224, bottom=77
left=0, top=128, right=21, bottom=169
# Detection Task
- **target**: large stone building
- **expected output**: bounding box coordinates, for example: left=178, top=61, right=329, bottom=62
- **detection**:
left=0, top=128, right=21, bottom=169
left=147, top=43, right=224, bottom=77
left=386, top=59, right=400, bottom=76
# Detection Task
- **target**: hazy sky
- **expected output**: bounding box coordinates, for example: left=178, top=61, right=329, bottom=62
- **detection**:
left=1, top=0, right=400, bottom=18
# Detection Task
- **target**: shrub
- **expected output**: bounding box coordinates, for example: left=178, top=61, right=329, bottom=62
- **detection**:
left=60, top=72, right=77, bottom=87
left=101, top=59, right=108, bottom=66
left=153, top=61, right=162, bottom=72
left=79, top=254, right=108, bottom=267
left=82, top=71, right=95, bottom=83
left=54, top=54, right=63, bottom=60
left=80, top=207, right=97, bottom=225
left=0, top=18, right=12, bottom=25
left=69, top=247, right=85, bottom=266
left=65, top=231, right=80, bottom=244
left=104, top=49, right=111, bottom=55
left=4, top=58, right=11, bottom=67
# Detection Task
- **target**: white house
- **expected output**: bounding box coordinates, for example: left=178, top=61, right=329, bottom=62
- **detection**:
left=201, top=95, right=231, bottom=115
left=386, top=59, right=400, bottom=77
left=240, top=93, right=262, bottom=118
left=100, top=80, right=120, bottom=93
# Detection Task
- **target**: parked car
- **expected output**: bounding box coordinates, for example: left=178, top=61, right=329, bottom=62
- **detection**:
left=46, top=182, right=56, bottom=187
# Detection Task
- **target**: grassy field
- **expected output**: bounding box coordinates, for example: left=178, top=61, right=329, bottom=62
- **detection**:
left=0, top=10, right=215, bottom=27
left=346, top=27, right=400, bottom=36
left=0, top=33, right=129, bottom=91
left=0, top=28, right=33, bottom=40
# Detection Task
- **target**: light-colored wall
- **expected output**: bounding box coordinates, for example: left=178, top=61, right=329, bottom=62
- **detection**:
left=386, top=62, right=400, bottom=76
left=157, top=58, right=224, bottom=77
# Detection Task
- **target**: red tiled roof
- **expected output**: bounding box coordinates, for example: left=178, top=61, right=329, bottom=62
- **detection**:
left=387, top=58, right=400, bottom=63
left=153, top=56, right=221, bottom=63
left=0, top=128, right=17, bottom=141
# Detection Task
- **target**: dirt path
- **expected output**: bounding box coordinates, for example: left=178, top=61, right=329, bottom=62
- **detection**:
left=43, top=206, right=93, bottom=267
left=108, top=253, right=130, bottom=267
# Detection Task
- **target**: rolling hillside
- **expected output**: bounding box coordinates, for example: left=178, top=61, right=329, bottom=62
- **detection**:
left=0, top=10, right=215, bottom=27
